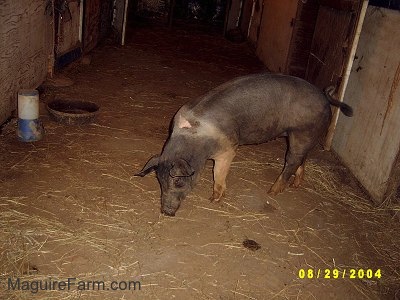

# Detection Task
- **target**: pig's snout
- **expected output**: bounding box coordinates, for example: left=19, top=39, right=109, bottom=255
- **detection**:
left=161, top=207, right=176, bottom=216
left=161, top=194, right=182, bottom=217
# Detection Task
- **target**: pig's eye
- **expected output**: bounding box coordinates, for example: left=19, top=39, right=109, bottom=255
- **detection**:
left=173, top=178, right=185, bottom=188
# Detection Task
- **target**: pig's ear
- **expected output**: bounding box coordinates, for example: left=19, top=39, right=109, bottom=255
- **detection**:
left=177, top=115, right=192, bottom=129
left=170, top=159, right=195, bottom=177
left=135, top=155, right=160, bottom=177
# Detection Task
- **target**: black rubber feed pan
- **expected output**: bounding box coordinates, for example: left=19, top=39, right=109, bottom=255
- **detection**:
left=47, top=99, right=99, bottom=125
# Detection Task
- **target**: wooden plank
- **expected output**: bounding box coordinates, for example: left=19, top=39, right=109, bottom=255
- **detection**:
left=319, top=0, right=360, bottom=11
left=256, top=0, right=298, bottom=73
left=387, top=152, right=400, bottom=213
left=239, top=0, right=254, bottom=37
left=305, top=6, right=354, bottom=89
left=247, top=0, right=263, bottom=47
left=113, top=0, right=127, bottom=44
left=99, top=0, right=113, bottom=39
left=56, top=1, right=81, bottom=56
left=0, top=0, right=53, bottom=124
left=83, top=0, right=101, bottom=52
left=225, top=0, right=243, bottom=32
left=286, top=0, right=319, bottom=78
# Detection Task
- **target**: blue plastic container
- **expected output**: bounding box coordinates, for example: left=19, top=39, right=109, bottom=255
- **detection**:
left=17, top=90, right=44, bottom=142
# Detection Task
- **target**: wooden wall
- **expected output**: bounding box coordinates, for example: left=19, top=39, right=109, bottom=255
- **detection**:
left=56, top=1, right=82, bottom=56
left=285, top=0, right=319, bottom=78
left=251, top=0, right=361, bottom=81
left=225, top=0, right=243, bottom=32
left=114, top=0, right=128, bottom=44
left=332, top=6, right=400, bottom=203
left=247, top=0, right=263, bottom=48
left=99, top=0, right=113, bottom=40
left=84, top=0, right=101, bottom=52
left=255, top=0, right=298, bottom=73
left=305, top=5, right=355, bottom=89
left=239, top=0, right=254, bottom=38
left=0, top=0, right=54, bottom=124
left=84, top=0, right=113, bottom=52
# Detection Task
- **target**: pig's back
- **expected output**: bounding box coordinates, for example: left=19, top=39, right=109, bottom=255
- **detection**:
left=179, top=73, right=332, bottom=144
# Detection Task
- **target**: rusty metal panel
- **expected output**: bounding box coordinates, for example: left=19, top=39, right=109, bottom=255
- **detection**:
left=305, top=5, right=354, bottom=89
left=0, top=0, right=54, bottom=124
left=332, top=7, right=400, bottom=203
left=286, top=0, right=319, bottom=78
left=83, top=0, right=101, bottom=52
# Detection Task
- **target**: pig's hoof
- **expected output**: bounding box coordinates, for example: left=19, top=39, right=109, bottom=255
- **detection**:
left=209, top=195, right=221, bottom=202
left=290, top=175, right=302, bottom=188
left=268, top=188, right=278, bottom=195
left=209, top=191, right=225, bottom=202
left=209, top=184, right=225, bottom=202
left=269, top=175, right=287, bottom=195
left=268, top=184, right=286, bottom=195
left=290, top=181, right=301, bottom=188
left=209, top=196, right=217, bottom=202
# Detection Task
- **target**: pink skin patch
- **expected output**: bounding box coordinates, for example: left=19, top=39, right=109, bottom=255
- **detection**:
left=177, top=115, right=192, bottom=129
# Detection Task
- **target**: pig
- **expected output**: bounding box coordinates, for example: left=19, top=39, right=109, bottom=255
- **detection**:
left=135, top=73, right=353, bottom=216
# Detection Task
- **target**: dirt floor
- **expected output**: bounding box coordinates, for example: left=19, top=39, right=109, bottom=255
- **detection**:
left=1, top=22, right=399, bottom=300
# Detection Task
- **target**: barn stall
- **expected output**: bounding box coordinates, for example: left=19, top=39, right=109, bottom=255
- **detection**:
left=0, top=0, right=399, bottom=299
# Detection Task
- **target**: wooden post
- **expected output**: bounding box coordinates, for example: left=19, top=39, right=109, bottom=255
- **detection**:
left=121, top=0, right=129, bottom=45
left=324, top=0, right=369, bottom=150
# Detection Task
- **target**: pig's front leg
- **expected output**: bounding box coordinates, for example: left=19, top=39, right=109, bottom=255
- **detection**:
left=210, top=148, right=237, bottom=202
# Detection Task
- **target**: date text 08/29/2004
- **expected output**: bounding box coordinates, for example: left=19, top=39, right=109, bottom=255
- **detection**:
left=298, top=268, right=382, bottom=279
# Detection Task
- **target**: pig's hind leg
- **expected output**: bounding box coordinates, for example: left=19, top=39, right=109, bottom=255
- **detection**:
left=269, top=131, right=313, bottom=195
left=292, top=162, right=305, bottom=188
left=210, top=148, right=237, bottom=202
